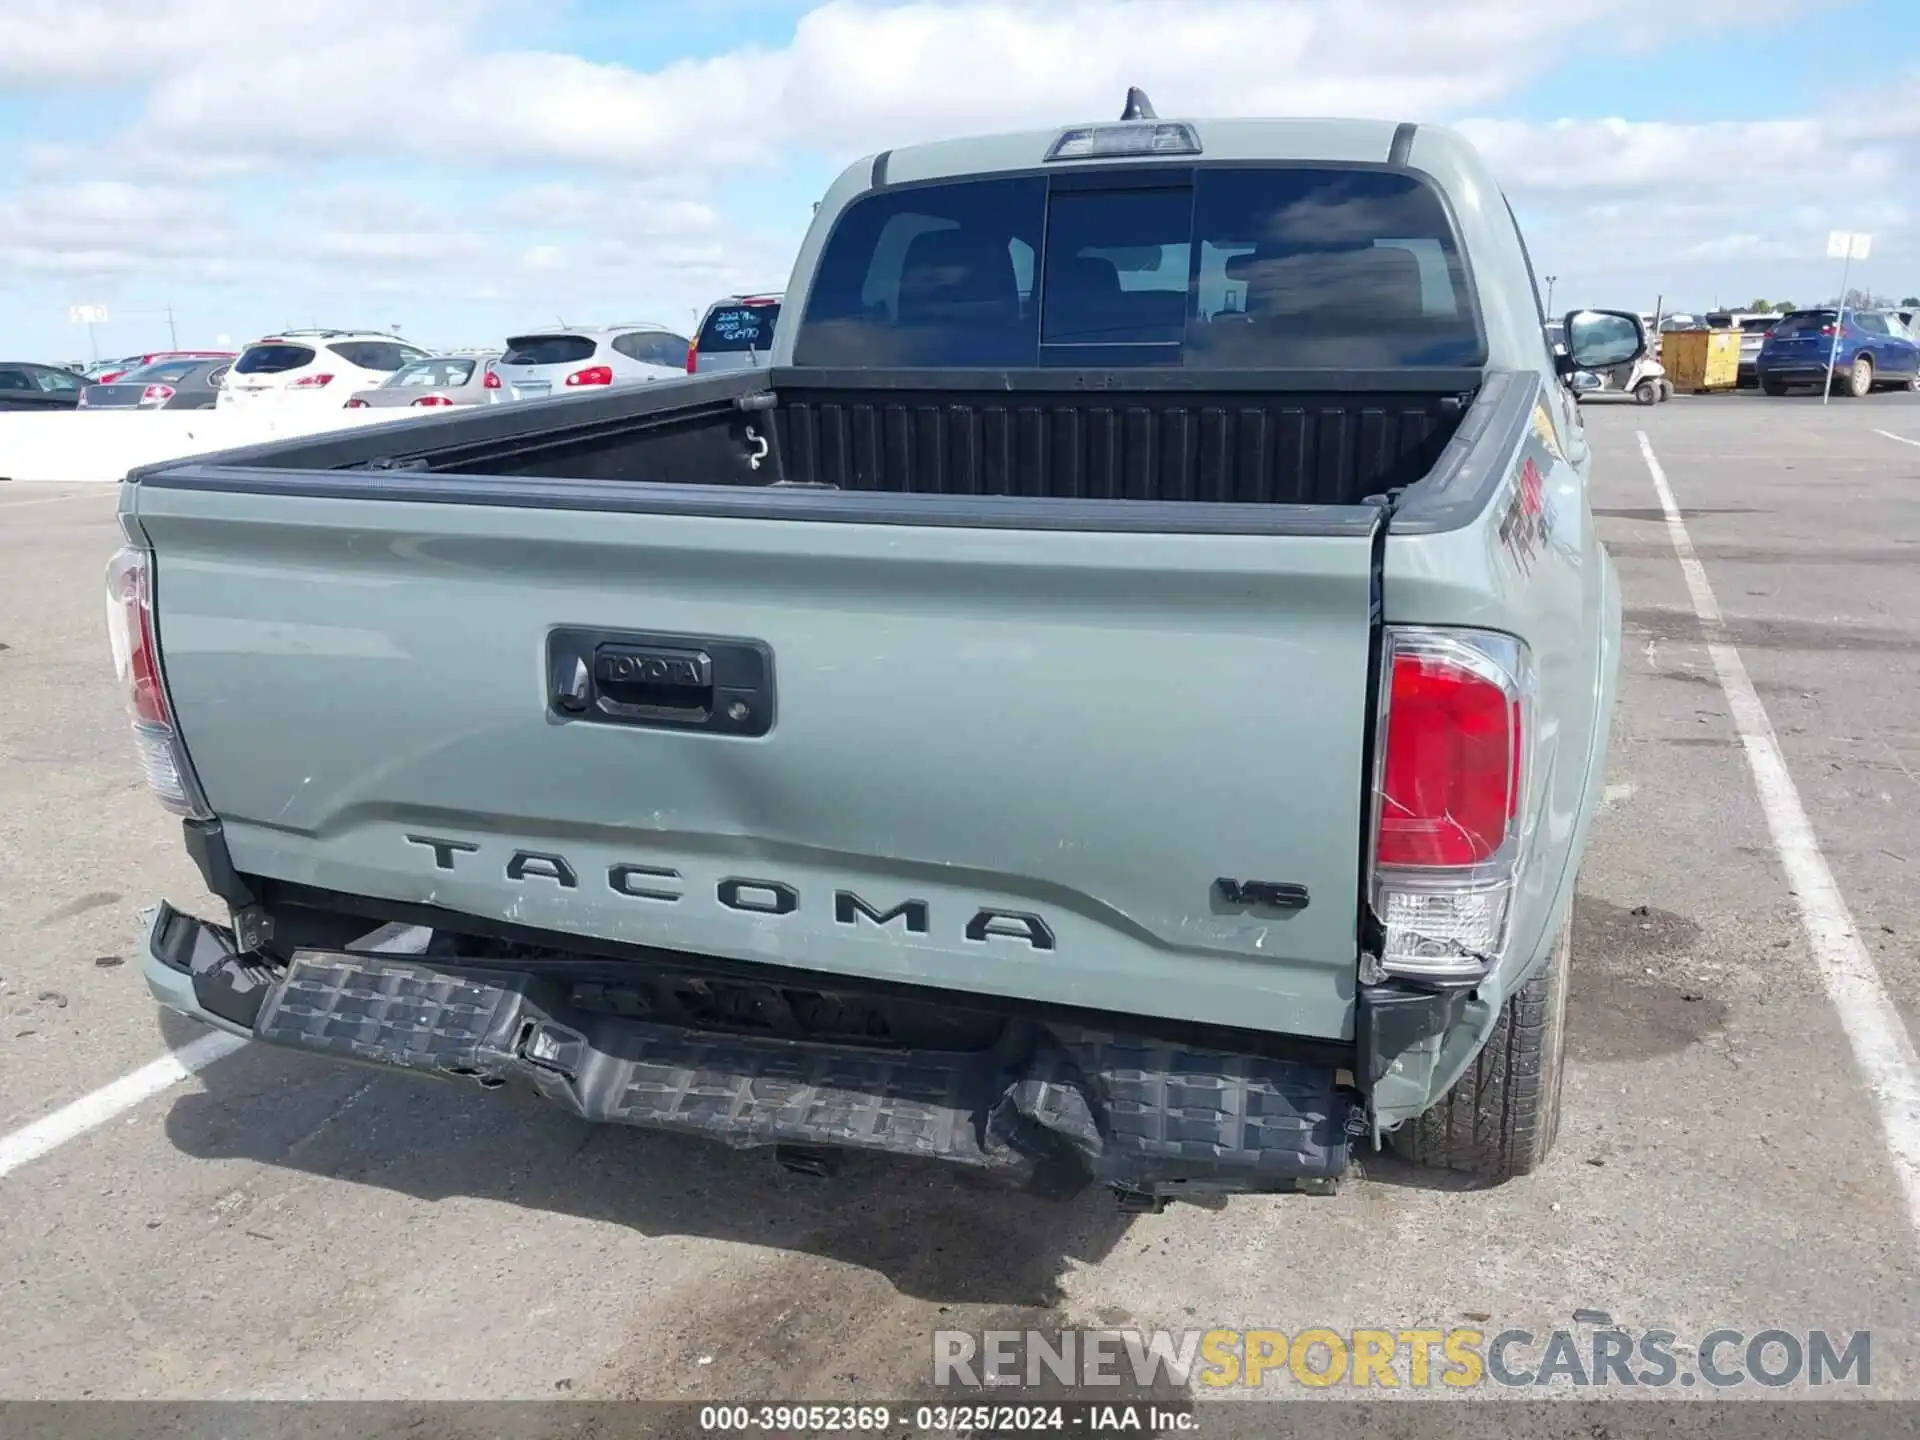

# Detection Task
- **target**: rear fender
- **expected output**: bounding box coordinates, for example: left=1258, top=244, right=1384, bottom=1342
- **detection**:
left=1372, top=369, right=1618, bottom=1125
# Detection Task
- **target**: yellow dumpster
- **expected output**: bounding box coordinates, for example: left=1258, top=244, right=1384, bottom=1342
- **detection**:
left=1662, top=328, right=1741, bottom=392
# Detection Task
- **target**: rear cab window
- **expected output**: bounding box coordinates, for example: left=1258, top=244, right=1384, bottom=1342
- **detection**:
left=698, top=302, right=782, bottom=353
left=234, top=344, right=316, bottom=374
left=795, top=166, right=1484, bottom=369
left=503, top=335, right=597, bottom=366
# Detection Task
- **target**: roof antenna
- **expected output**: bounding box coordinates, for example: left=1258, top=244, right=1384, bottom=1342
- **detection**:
left=1121, top=86, right=1156, bottom=121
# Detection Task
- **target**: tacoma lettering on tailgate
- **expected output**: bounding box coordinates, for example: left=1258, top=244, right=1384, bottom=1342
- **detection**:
left=404, top=833, right=1057, bottom=951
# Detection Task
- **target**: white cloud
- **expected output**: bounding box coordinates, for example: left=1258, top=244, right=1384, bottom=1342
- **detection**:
left=13, top=0, right=1840, bottom=178
left=1, top=0, right=1908, bottom=353
left=1460, top=96, right=1918, bottom=304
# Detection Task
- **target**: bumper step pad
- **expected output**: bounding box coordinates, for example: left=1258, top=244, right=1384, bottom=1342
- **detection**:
left=252, top=948, right=1353, bottom=1193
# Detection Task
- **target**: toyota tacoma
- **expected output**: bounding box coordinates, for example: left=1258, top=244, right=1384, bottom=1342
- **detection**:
left=111, top=93, right=1642, bottom=1205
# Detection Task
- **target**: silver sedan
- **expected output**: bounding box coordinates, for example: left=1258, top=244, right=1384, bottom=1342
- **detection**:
left=345, top=355, right=504, bottom=411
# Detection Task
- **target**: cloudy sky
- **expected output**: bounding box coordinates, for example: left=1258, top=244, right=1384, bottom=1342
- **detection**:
left=1, top=0, right=1914, bottom=360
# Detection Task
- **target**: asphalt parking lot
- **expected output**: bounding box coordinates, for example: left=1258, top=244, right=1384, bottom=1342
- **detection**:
left=1, top=392, right=1918, bottom=1418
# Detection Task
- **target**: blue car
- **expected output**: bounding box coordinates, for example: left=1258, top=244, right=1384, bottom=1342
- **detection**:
left=1756, top=308, right=1920, bottom=396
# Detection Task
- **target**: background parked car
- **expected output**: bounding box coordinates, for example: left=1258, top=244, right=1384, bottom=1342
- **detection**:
left=346, top=354, right=504, bottom=410
left=1756, top=309, right=1920, bottom=396
left=81, top=357, right=140, bottom=382
left=494, top=325, right=689, bottom=400
left=84, top=350, right=232, bottom=385
left=77, top=357, right=230, bottom=411
left=218, top=331, right=430, bottom=410
left=688, top=293, right=782, bottom=374
left=0, top=362, right=93, bottom=411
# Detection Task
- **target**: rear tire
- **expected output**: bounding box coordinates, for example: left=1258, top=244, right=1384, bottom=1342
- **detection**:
left=1760, top=377, right=1788, bottom=396
left=1390, top=915, right=1572, bottom=1181
left=1846, top=355, right=1874, bottom=397
left=1633, top=379, right=1659, bottom=405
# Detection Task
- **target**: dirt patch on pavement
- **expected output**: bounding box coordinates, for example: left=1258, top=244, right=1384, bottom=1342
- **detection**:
left=1568, top=895, right=1728, bottom=1064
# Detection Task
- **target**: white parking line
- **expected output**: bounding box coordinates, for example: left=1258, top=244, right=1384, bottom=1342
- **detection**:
left=0, top=1030, right=246, bottom=1181
left=1637, top=429, right=1920, bottom=1238
left=1873, top=429, right=1920, bottom=448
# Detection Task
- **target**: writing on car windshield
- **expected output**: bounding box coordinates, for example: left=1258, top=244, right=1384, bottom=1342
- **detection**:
left=700, top=304, right=781, bottom=351
left=794, top=166, right=1483, bottom=368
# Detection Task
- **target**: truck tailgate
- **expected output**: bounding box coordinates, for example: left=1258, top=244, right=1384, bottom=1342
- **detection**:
left=135, top=486, right=1379, bottom=1041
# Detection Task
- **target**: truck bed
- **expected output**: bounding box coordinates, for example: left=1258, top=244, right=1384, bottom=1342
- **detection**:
left=184, top=367, right=1478, bottom=513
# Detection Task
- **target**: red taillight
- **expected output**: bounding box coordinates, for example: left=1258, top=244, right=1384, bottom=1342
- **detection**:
left=565, top=365, right=613, bottom=387
left=105, top=546, right=209, bottom=817
left=99, top=370, right=126, bottom=384
left=139, top=384, right=176, bottom=405
left=1374, top=634, right=1524, bottom=869
left=107, top=549, right=170, bottom=727
left=483, top=368, right=502, bottom=389
left=345, top=398, right=370, bottom=408
left=686, top=340, right=699, bottom=374
left=411, top=394, right=453, bottom=407
left=290, top=372, right=335, bottom=388
left=1820, top=325, right=1836, bottom=337
left=1366, top=628, right=1529, bottom=981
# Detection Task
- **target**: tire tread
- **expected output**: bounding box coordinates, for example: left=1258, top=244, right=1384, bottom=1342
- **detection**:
left=1389, top=921, right=1569, bottom=1180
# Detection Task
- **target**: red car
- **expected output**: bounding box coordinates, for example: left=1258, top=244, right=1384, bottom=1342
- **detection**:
left=90, top=349, right=234, bottom=385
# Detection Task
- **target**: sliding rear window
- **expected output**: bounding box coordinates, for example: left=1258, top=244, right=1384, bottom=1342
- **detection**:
left=794, top=166, right=1483, bottom=369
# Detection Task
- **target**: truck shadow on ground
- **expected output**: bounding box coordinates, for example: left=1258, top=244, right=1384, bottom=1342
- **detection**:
left=158, top=1010, right=1133, bottom=1312
left=157, top=1011, right=1210, bottom=1412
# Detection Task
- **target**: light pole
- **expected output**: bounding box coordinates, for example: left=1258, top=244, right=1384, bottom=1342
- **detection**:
left=1543, top=275, right=1558, bottom=315
left=118, top=303, right=179, bottom=349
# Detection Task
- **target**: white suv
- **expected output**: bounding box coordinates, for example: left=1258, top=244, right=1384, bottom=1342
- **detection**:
left=218, top=331, right=430, bottom=409
left=493, top=325, right=689, bottom=400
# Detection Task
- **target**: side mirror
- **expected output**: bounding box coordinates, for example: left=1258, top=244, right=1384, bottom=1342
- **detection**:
left=1559, top=308, right=1646, bottom=375
left=1569, top=370, right=1602, bottom=393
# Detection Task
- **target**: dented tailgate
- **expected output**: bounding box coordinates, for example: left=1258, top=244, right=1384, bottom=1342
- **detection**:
left=132, top=483, right=1380, bottom=1041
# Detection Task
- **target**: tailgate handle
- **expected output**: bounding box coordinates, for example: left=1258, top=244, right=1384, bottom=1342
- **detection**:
left=594, top=646, right=713, bottom=720
left=548, top=629, right=774, bottom=737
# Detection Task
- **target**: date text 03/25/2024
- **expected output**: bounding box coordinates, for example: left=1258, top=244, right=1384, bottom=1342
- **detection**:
left=698, top=1403, right=1195, bottom=1433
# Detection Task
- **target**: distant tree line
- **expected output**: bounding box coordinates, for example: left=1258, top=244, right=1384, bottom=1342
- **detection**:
left=1740, top=292, right=1920, bottom=312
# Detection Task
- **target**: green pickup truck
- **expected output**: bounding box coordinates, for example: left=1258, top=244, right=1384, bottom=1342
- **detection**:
left=112, top=93, right=1644, bottom=1205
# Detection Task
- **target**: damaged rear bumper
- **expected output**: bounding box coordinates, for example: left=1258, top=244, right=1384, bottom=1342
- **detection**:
left=143, top=902, right=1358, bottom=1198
